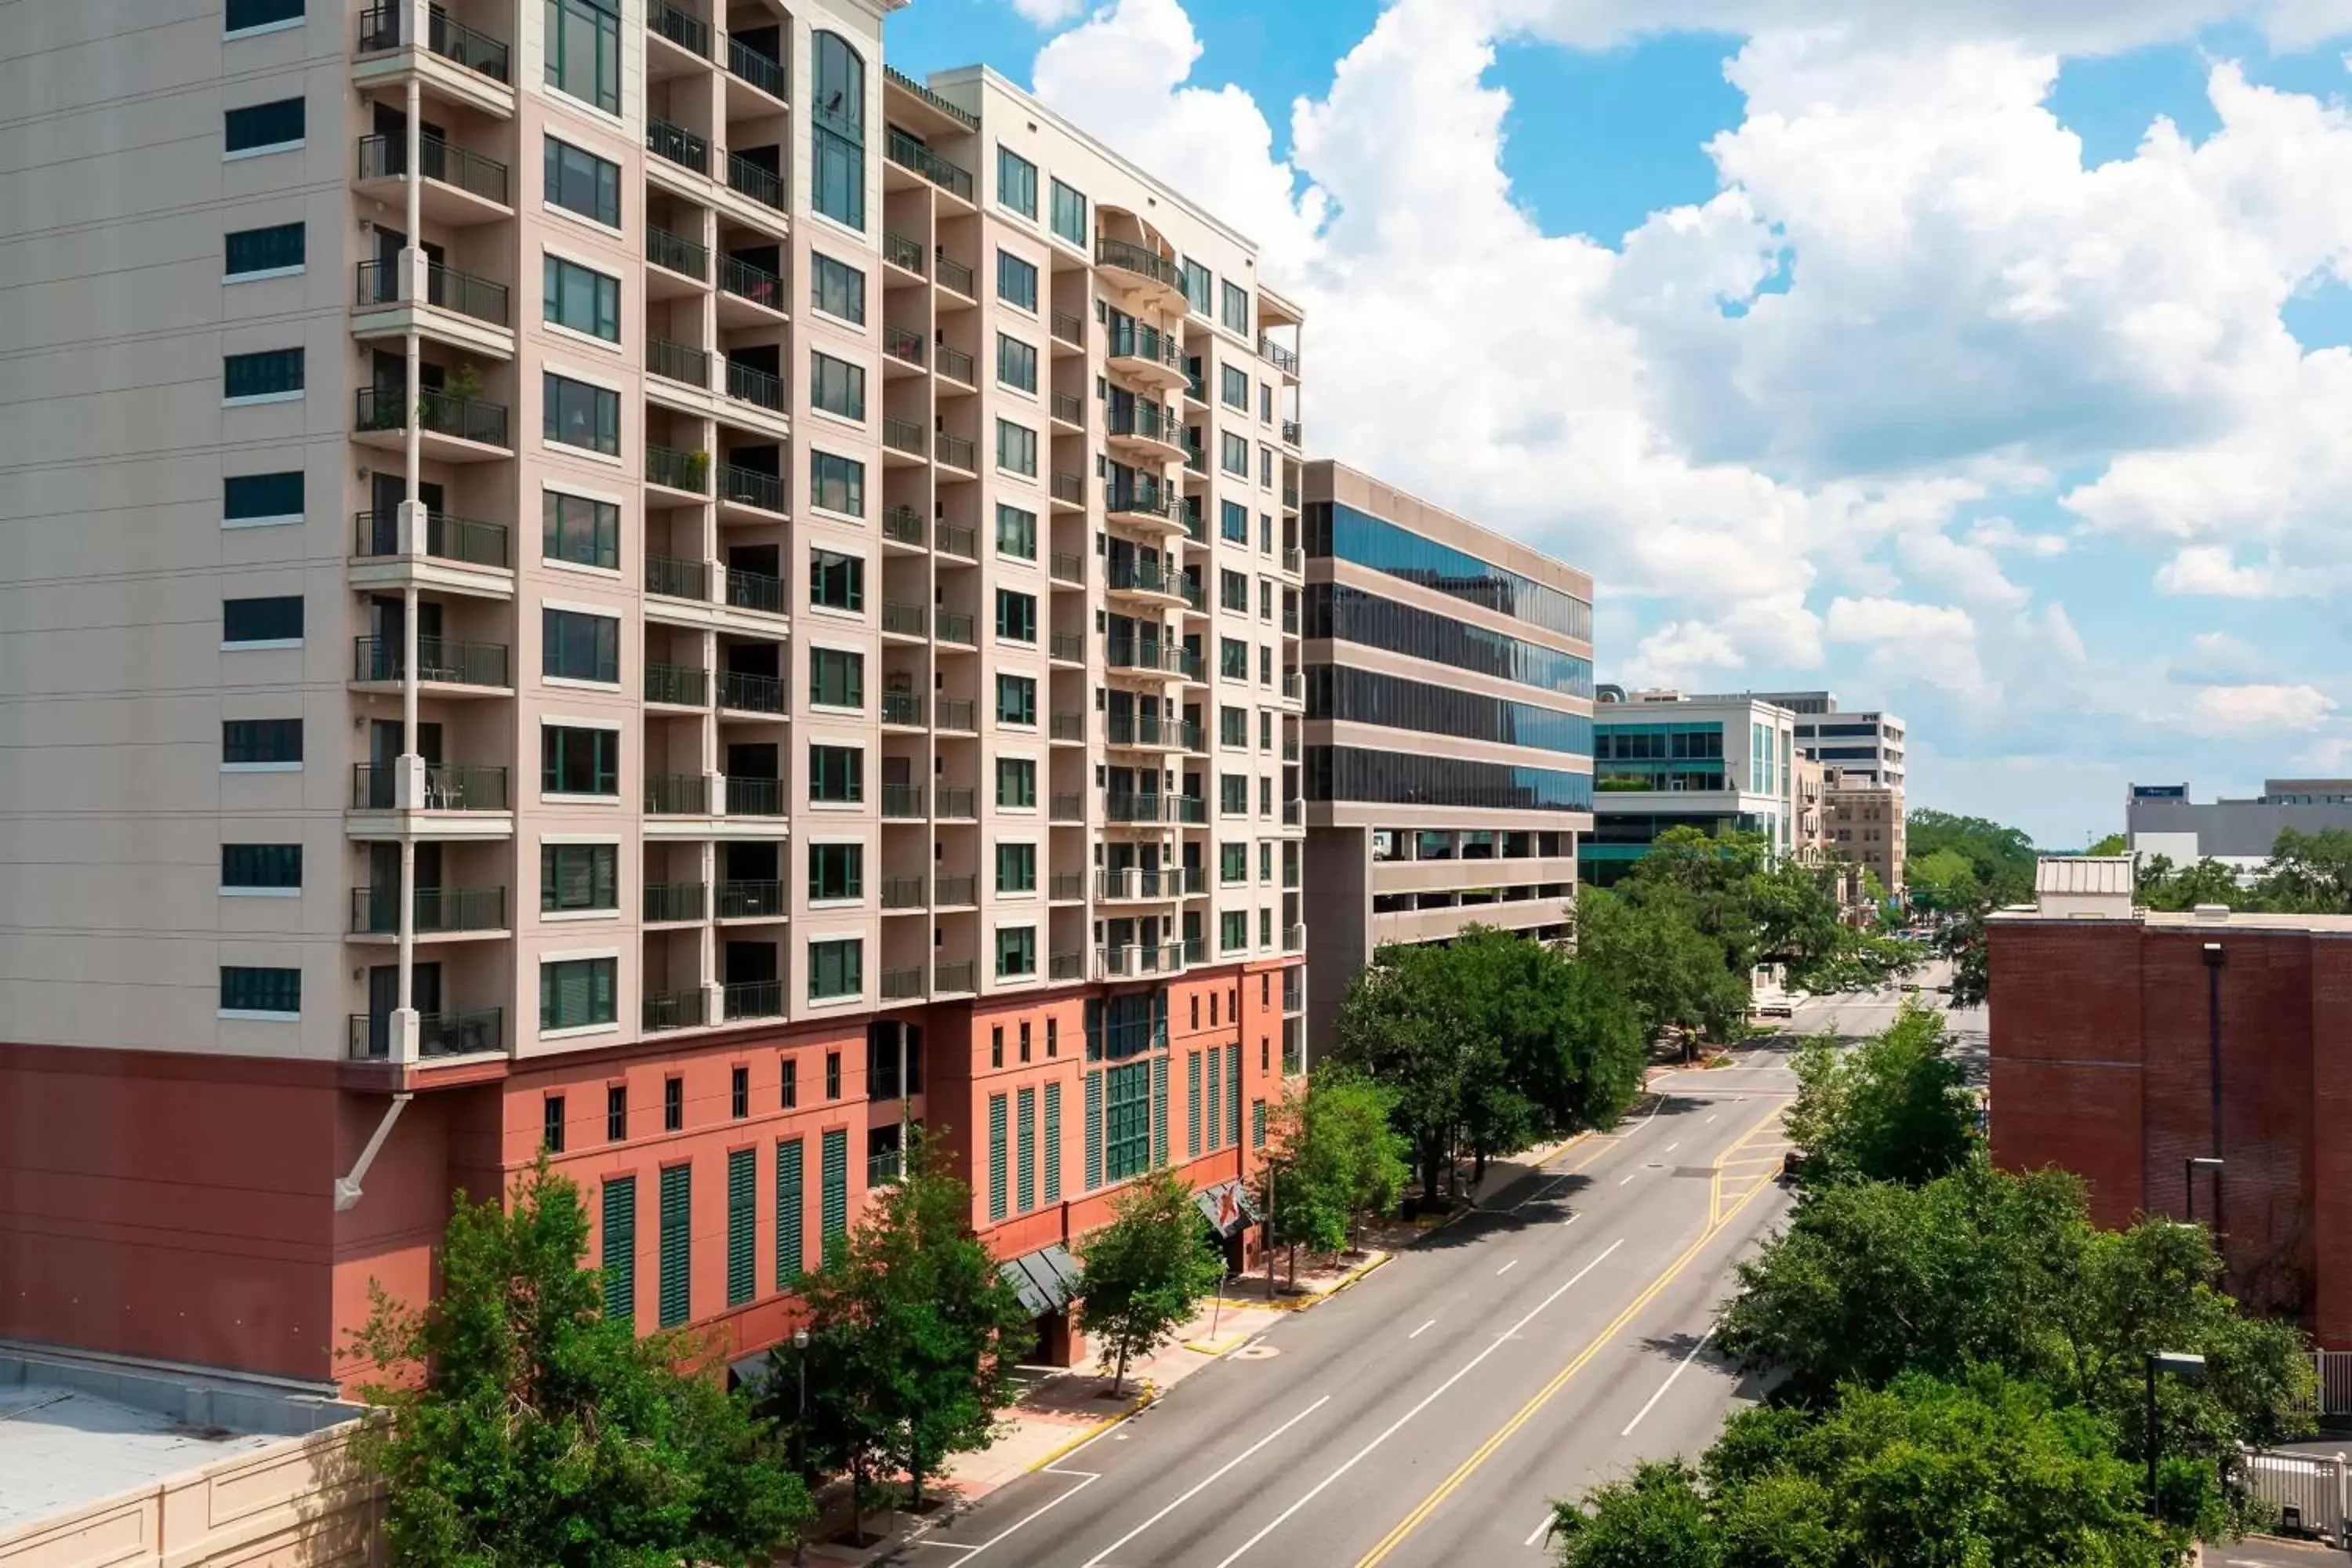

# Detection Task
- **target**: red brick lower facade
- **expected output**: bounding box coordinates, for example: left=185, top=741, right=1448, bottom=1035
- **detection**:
left=0, top=960, right=1290, bottom=1388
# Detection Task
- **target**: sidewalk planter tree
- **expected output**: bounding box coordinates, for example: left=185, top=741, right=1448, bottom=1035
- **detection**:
left=1261, top=1067, right=1409, bottom=1281
left=348, top=1159, right=811, bottom=1568
left=1076, top=1167, right=1225, bottom=1395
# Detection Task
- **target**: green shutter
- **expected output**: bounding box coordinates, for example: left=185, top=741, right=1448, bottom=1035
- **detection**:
left=1084, top=1070, right=1103, bottom=1190
left=1187, top=1051, right=1202, bottom=1157
left=1151, top=1054, right=1168, bottom=1167
left=776, top=1138, right=804, bottom=1287
left=820, top=1129, right=848, bottom=1267
left=1253, top=1099, right=1267, bottom=1150
left=1016, top=1087, right=1036, bottom=1214
left=1207, top=1048, right=1222, bottom=1149
left=1043, top=1081, right=1062, bottom=1205
left=601, top=1176, right=635, bottom=1327
left=726, top=1147, right=755, bottom=1307
left=988, top=1093, right=1009, bottom=1222
left=1230, top=1044, right=1243, bottom=1148
left=658, top=1163, right=691, bottom=1328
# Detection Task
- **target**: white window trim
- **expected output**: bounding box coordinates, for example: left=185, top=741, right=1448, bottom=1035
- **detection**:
left=219, top=1007, right=301, bottom=1022
left=541, top=712, right=624, bottom=732
left=541, top=594, right=624, bottom=619
left=542, top=556, right=624, bottom=581
left=219, top=886, right=301, bottom=898
left=806, top=210, right=871, bottom=249
left=544, top=319, right=626, bottom=355
left=223, top=15, right=303, bottom=38
left=543, top=674, right=622, bottom=692
left=540, top=1021, right=622, bottom=1041
left=805, top=405, right=869, bottom=434
left=539, top=791, right=622, bottom=806
left=223, top=512, right=302, bottom=530
left=221, top=760, right=302, bottom=774
left=224, top=390, right=304, bottom=408
left=223, top=140, right=303, bottom=162
left=544, top=477, right=626, bottom=506
left=540, top=198, right=627, bottom=245
left=222, top=637, right=302, bottom=652
left=225, top=264, right=305, bottom=285
left=543, top=357, right=628, bottom=397
left=541, top=908, right=622, bottom=923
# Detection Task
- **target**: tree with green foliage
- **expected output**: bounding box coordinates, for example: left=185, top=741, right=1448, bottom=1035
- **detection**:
left=1576, top=883, right=1751, bottom=1046
left=349, top=1160, right=811, bottom=1568
left=2256, top=826, right=2352, bottom=909
left=773, top=1128, right=1033, bottom=1525
left=1783, top=1004, right=1976, bottom=1188
left=1259, top=1066, right=1410, bottom=1280
left=1904, top=845, right=1983, bottom=913
left=2086, top=832, right=2129, bottom=855
left=2137, top=854, right=2249, bottom=912
left=1076, top=1168, right=1225, bottom=1395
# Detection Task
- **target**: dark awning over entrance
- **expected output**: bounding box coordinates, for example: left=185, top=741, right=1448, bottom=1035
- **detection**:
left=1195, top=1178, right=1258, bottom=1237
left=1000, top=1243, right=1083, bottom=1316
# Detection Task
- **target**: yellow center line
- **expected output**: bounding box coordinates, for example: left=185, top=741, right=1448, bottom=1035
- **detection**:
left=1352, top=1102, right=1788, bottom=1568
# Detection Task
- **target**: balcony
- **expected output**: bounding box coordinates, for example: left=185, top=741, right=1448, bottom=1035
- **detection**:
left=724, top=978, right=784, bottom=1022
left=1171, top=794, right=1207, bottom=825
left=1050, top=792, right=1083, bottom=822
left=881, top=966, right=925, bottom=1002
left=1105, top=712, right=1186, bottom=750
left=938, top=610, right=975, bottom=645
left=717, top=463, right=784, bottom=515
left=883, top=506, right=925, bottom=549
left=884, top=230, right=924, bottom=274
left=347, top=1007, right=502, bottom=1061
left=938, top=697, right=976, bottom=731
left=1050, top=710, right=1084, bottom=742
left=718, top=670, right=784, bottom=713
left=1049, top=551, right=1085, bottom=586
left=934, top=959, right=976, bottom=994
left=1051, top=949, right=1083, bottom=980
left=648, top=1, right=710, bottom=58
left=646, top=772, right=711, bottom=815
left=1104, top=319, right=1185, bottom=382
left=1284, top=735, right=1301, bottom=762
left=1282, top=607, right=1301, bottom=635
left=354, top=259, right=509, bottom=328
left=355, top=133, right=510, bottom=219
left=881, top=877, right=927, bottom=911
left=354, top=386, right=510, bottom=456
left=717, top=880, right=785, bottom=919
left=883, top=415, right=926, bottom=455
left=867, top=1149, right=906, bottom=1190
left=881, top=782, right=925, bottom=818
left=936, top=786, right=977, bottom=819
left=1051, top=308, right=1086, bottom=349
left=935, top=873, right=977, bottom=906
left=1106, top=558, right=1183, bottom=604
left=350, top=761, right=508, bottom=811
left=645, top=554, right=709, bottom=603
left=718, top=254, right=786, bottom=316
left=1284, top=924, right=1305, bottom=952
left=1049, top=631, right=1085, bottom=664
left=1105, top=793, right=1165, bottom=824
left=938, top=432, right=977, bottom=471
left=1183, top=866, right=1207, bottom=895
left=880, top=602, right=927, bottom=640
left=1284, top=974, right=1305, bottom=1014
left=1051, top=470, right=1085, bottom=508
left=647, top=117, right=710, bottom=176
left=1051, top=391, right=1083, bottom=427
left=1283, top=672, right=1304, bottom=699
left=644, top=881, right=709, bottom=923
left=726, top=36, right=784, bottom=99
left=1105, top=484, right=1183, bottom=532
left=882, top=690, right=925, bottom=727
left=725, top=153, right=784, bottom=212
left=648, top=226, right=709, bottom=283
left=1283, top=484, right=1301, bottom=510
left=648, top=335, right=710, bottom=390
left=1104, top=640, right=1190, bottom=679
left=936, top=251, right=975, bottom=297
left=352, top=509, right=509, bottom=569
left=1282, top=419, right=1301, bottom=447
left=937, top=343, right=975, bottom=386
left=353, top=633, right=510, bottom=689
left=354, top=3, right=510, bottom=85
left=725, top=564, right=784, bottom=615
left=1260, top=334, right=1301, bottom=376
left=1097, top=238, right=1185, bottom=299
left=725, top=775, right=786, bottom=816
left=1097, top=942, right=1183, bottom=979
left=350, top=884, right=506, bottom=936
left=885, top=125, right=974, bottom=202
left=1050, top=872, right=1085, bottom=901
left=1098, top=867, right=1172, bottom=901
left=643, top=988, right=710, bottom=1033
left=1107, top=399, right=1183, bottom=455
left=644, top=660, right=710, bottom=706
left=646, top=441, right=709, bottom=495
left=1283, top=799, right=1303, bottom=826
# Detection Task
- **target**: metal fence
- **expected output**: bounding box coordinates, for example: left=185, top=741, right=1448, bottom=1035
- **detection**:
left=2319, top=1350, right=2352, bottom=1419
left=2241, top=1446, right=2349, bottom=1544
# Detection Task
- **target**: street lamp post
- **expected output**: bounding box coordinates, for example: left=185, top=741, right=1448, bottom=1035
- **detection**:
left=2144, top=1350, right=2209, bottom=1518
left=793, top=1327, right=810, bottom=1566
left=2183, top=1156, right=2223, bottom=1225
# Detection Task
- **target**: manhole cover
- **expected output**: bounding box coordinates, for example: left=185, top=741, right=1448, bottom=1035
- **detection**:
left=1232, top=1345, right=1282, bottom=1359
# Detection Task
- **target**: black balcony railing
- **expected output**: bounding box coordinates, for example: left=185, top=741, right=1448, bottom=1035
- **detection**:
left=718, top=669, right=783, bottom=713
left=357, top=134, right=509, bottom=205
left=1282, top=419, right=1302, bottom=446
left=719, top=253, right=784, bottom=310
left=1051, top=308, right=1085, bottom=346
left=354, top=260, right=510, bottom=325
left=644, top=880, right=709, bottom=922
left=1108, top=401, right=1176, bottom=445
left=1108, top=559, right=1176, bottom=597
left=648, top=225, right=709, bottom=281
left=1106, top=484, right=1178, bottom=521
left=1171, top=794, right=1208, bottom=824
left=647, top=117, right=710, bottom=176
left=1052, top=470, right=1086, bottom=508
left=644, top=661, right=710, bottom=706
left=1051, top=390, right=1083, bottom=426
left=937, top=696, right=976, bottom=731
left=356, top=4, right=510, bottom=81
left=884, top=325, right=925, bottom=366
left=883, top=505, right=925, bottom=547
left=882, top=601, right=927, bottom=637
left=1050, top=792, right=1083, bottom=822
left=936, top=250, right=975, bottom=296
left=1050, top=631, right=1085, bottom=663
left=352, top=509, right=509, bottom=568
left=1050, top=710, right=1084, bottom=742
left=717, top=880, right=784, bottom=919
left=1105, top=793, right=1164, bottom=823
left=1098, top=868, right=1171, bottom=900
left=881, top=416, right=926, bottom=456
left=935, top=874, right=977, bottom=906
left=881, top=966, right=925, bottom=1001
left=350, top=884, right=507, bottom=935
left=885, top=125, right=974, bottom=201
left=1261, top=334, right=1301, bottom=375
left=884, top=230, right=924, bottom=274
left=645, top=554, right=709, bottom=601
left=1050, top=551, right=1085, bottom=585
left=646, top=441, right=708, bottom=493
left=350, top=762, right=507, bottom=811
left=718, top=463, right=782, bottom=513
left=726, top=565, right=783, bottom=613
left=938, top=432, right=976, bottom=470
left=355, top=385, right=510, bottom=447
left=1097, top=237, right=1185, bottom=292
left=937, top=343, right=975, bottom=385
left=648, top=0, right=709, bottom=56
left=1105, top=318, right=1183, bottom=371
left=347, top=1007, right=502, bottom=1061
left=725, top=775, right=785, bottom=816
left=724, top=979, right=783, bottom=1021
left=936, top=786, right=977, bottom=819
left=881, top=782, right=925, bottom=818
left=935, top=960, right=976, bottom=994
left=1051, top=949, right=1083, bottom=980
left=643, top=988, right=709, bottom=1033
left=726, top=154, right=784, bottom=211
left=937, top=611, right=975, bottom=644
left=726, top=358, right=783, bottom=411
left=1051, top=872, right=1085, bottom=902
left=353, top=633, right=509, bottom=688
left=647, top=335, right=709, bottom=388
left=646, top=772, right=710, bottom=815
left=726, top=35, right=784, bottom=96
left=936, top=521, right=976, bottom=558
left=881, top=876, right=927, bottom=910
left=882, top=690, right=924, bottom=726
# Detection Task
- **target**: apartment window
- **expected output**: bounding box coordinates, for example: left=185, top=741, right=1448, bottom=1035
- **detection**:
left=996, top=926, right=1036, bottom=978
left=808, top=841, right=863, bottom=903
left=1260, top=514, right=1274, bottom=553
left=543, top=492, right=619, bottom=569
left=1260, top=579, right=1275, bottom=621
left=223, top=471, right=302, bottom=525
left=1221, top=280, right=1250, bottom=334
left=1181, top=258, right=1211, bottom=315
left=781, top=1058, right=798, bottom=1109
left=220, top=965, right=300, bottom=1015
left=1220, top=911, right=1247, bottom=953
left=1261, top=383, right=1273, bottom=423
left=810, top=450, right=865, bottom=517
left=808, top=744, right=863, bottom=804
left=1220, top=775, right=1247, bottom=815
left=540, top=956, right=617, bottom=1031
left=1047, top=1017, right=1058, bottom=1057
left=995, top=588, right=1037, bottom=642
left=545, top=136, right=620, bottom=226
left=1221, top=843, right=1247, bottom=884
left=225, top=223, right=303, bottom=278
left=1260, top=710, right=1274, bottom=751
left=543, top=608, right=619, bottom=683
left=1259, top=841, right=1276, bottom=883
left=1218, top=431, right=1247, bottom=476
left=996, top=842, right=1036, bottom=893
left=1219, top=569, right=1249, bottom=612
left=810, top=32, right=866, bottom=228
left=1221, top=706, right=1247, bottom=747
left=1220, top=365, right=1248, bottom=409
left=808, top=938, right=862, bottom=1001
left=1259, top=646, right=1274, bottom=687
left=1221, top=499, right=1248, bottom=543
left=224, top=349, right=302, bottom=401
left=1221, top=638, right=1248, bottom=680
left=996, top=419, right=1037, bottom=476
left=1050, top=177, right=1087, bottom=245
left=1261, top=446, right=1275, bottom=488
left=221, top=844, right=300, bottom=890
left=811, top=252, right=865, bottom=324
left=1104, top=1061, right=1151, bottom=1181
left=545, top=0, right=620, bottom=114
left=600, top=1176, right=636, bottom=1322
left=1021, top=1022, right=1033, bottom=1062
left=808, top=647, right=863, bottom=709
left=997, top=757, right=1036, bottom=808
left=222, top=718, right=302, bottom=765
left=543, top=256, right=619, bottom=340
left=227, top=0, right=303, bottom=31
left=607, top=1084, right=627, bottom=1140
left=541, top=843, right=617, bottom=912
left=996, top=334, right=1037, bottom=393
left=664, top=1076, right=684, bottom=1131
left=808, top=547, right=864, bottom=612
left=997, top=145, right=1038, bottom=217
left=543, top=1095, right=566, bottom=1153
left=811, top=350, right=865, bottom=419
left=996, top=249, right=1038, bottom=311
left=1261, top=909, right=1274, bottom=946
left=992, top=1027, right=1004, bottom=1069
left=543, top=372, right=619, bottom=454
left=223, top=596, right=302, bottom=646
left=996, top=503, right=1036, bottom=560
left=541, top=724, right=618, bottom=795
left=223, top=98, right=304, bottom=154
left=726, top=1146, right=755, bottom=1306
left=996, top=673, right=1036, bottom=726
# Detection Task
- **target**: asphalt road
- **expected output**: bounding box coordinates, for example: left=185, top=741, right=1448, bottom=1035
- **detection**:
left=891, top=1036, right=1844, bottom=1568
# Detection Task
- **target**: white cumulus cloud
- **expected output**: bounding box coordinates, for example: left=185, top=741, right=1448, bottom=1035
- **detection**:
left=1011, top=0, right=1087, bottom=26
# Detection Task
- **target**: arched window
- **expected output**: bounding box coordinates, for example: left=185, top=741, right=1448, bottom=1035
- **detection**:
left=811, top=32, right=865, bottom=229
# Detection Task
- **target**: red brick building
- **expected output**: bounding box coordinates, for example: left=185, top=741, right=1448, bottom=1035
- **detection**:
left=1987, top=878, right=2352, bottom=1347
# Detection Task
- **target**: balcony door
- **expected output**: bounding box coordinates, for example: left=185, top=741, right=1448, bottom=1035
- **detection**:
left=367, top=473, right=444, bottom=553
left=723, top=941, right=777, bottom=987
left=368, top=717, right=442, bottom=768
left=364, top=960, right=442, bottom=1047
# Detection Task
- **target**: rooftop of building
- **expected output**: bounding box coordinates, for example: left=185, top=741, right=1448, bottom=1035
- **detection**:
left=1304, top=459, right=1595, bottom=600
left=1595, top=686, right=1796, bottom=720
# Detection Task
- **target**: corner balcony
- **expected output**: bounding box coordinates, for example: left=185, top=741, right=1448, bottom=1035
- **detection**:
left=1097, top=867, right=1178, bottom=903
left=354, top=385, right=511, bottom=462
left=353, top=133, right=511, bottom=225
left=1097, top=237, right=1187, bottom=313
left=884, top=124, right=975, bottom=205
left=1105, top=557, right=1186, bottom=608
left=1107, top=399, right=1188, bottom=462
left=348, top=884, right=509, bottom=939
left=352, top=3, right=514, bottom=120
left=350, top=507, right=513, bottom=600
left=1260, top=333, right=1301, bottom=379
left=1105, top=483, right=1187, bottom=537
left=351, top=259, right=514, bottom=360
left=347, top=761, right=513, bottom=841
left=1104, top=318, right=1187, bottom=391
left=347, top=1007, right=503, bottom=1062
left=350, top=633, right=512, bottom=695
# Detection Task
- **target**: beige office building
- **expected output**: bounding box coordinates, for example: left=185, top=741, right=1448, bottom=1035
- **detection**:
left=1298, top=462, right=1594, bottom=1064
left=1823, top=769, right=1906, bottom=901
left=1, top=0, right=1303, bottom=1386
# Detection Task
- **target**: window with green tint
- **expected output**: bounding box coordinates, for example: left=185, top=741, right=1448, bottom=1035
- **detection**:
left=657, top=1163, right=690, bottom=1327
left=808, top=546, right=863, bottom=612
left=1221, top=843, right=1247, bottom=884
left=543, top=372, right=618, bottom=454
left=1221, top=706, right=1247, bottom=747
left=808, top=743, right=862, bottom=803
left=811, top=350, right=865, bottom=419
left=1221, top=568, right=1249, bottom=612
left=543, top=492, right=619, bottom=569
left=996, top=673, right=1035, bottom=726
left=1220, top=774, right=1247, bottom=815
left=1221, top=364, right=1248, bottom=408
left=1181, top=258, right=1211, bottom=316
left=225, top=223, right=304, bottom=277
left=224, top=471, right=302, bottom=523
left=996, top=757, right=1035, bottom=808
left=1103, top=1061, right=1151, bottom=1181
left=223, top=717, right=302, bottom=764
left=997, top=145, right=1037, bottom=217
left=1221, top=499, right=1248, bottom=542
left=545, top=136, right=620, bottom=226
left=810, top=450, right=865, bottom=515
left=1221, top=637, right=1248, bottom=679
left=1050, top=177, right=1087, bottom=246
left=996, top=249, right=1037, bottom=310
left=995, top=926, right=1036, bottom=978
left=224, top=98, right=304, bottom=153
left=996, top=503, right=1036, bottom=559
left=996, top=419, right=1037, bottom=476
left=808, top=938, right=861, bottom=1000
left=811, top=252, right=865, bottom=324
left=601, top=1176, right=635, bottom=1323
left=1221, top=910, right=1247, bottom=952
left=540, top=843, right=616, bottom=912
left=996, top=334, right=1037, bottom=393
left=221, top=844, right=301, bottom=889
left=541, top=956, right=616, bottom=1030
left=541, top=724, right=617, bottom=794
left=775, top=1138, right=804, bottom=1285
left=811, top=33, right=865, bottom=230
left=543, top=607, right=619, bottom=683
left=227, top=0, right=303, bottom=32
left=820, top=1128, right=848, bottom=1266
left=220, top=965, right=300, bottom=1014
left=996, top=842, right=1036, bottom=893
left=726, top=1147, right=756, bottom=1308
left=545, top=0, right=620, bottom=114
left=223, top=596, right=302, bottom=644
left=1221, top=280, right=1250, bottom=335
left=1221, top=430, right=1248, bottom=475
left=994, top=589, right=1036, bottom=641
left=808, top=647, right=863, bottom=708
left=543, top=255, right=619, bottom=340
left=808, top=841, right=862, bottom=902
left=224, top=348, right=303, bottom=399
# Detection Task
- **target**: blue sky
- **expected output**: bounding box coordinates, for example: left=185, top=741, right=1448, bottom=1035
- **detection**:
left=891, top=0, right=2352, bottom=846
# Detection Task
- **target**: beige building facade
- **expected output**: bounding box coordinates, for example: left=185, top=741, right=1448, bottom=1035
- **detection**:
left=1823, top=768, right=1906, bottom=900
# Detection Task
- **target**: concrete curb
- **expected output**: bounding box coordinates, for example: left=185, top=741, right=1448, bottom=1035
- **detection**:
left=1022, top=1382, right=1156, bottom=1472
left=1217, top=1249, right=1395, bottom=1313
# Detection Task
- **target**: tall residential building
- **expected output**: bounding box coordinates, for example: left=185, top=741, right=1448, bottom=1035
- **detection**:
left=1296, top=462, right=1592, bottom=1065
left=2126, top=779, right=2352, bottom=874
left=0, top=0, right=1301, bottom=1388
left=1697, top=689, right=1906, bottom=789
left=1821, top=768, right=1906, bottom=899
left=1582, top=688, right=1798, bottom=886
